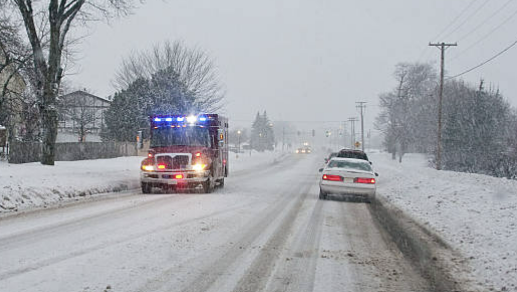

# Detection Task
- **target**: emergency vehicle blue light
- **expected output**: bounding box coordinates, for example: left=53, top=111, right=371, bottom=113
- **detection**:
left=199, top=117, right=207, bottom=122
left=154, top=118, right=162, bottom=122
left=165, top=118, right=173, bottom=122
left=177, top=117, right=184, bottom=122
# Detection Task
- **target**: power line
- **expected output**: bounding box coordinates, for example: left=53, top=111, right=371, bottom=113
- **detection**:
left=450, top=6, right=517, bottom=61
left=441, top=0, right=491, bottom=41
left=431, top=0, right=480, bottom=41
left=447, top=39, right=517, bottom=80
left=417, top=0, right=479, bottom=62
left=457, top=0, right=514, bottom=42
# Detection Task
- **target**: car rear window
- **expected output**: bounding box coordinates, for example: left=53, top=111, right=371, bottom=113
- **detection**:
left=337, top=151, right=368, bottom=160
left=328, top=160, right=372, bottom=171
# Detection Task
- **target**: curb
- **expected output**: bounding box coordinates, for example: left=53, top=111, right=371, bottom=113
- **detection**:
left=369, top=196, right=482, bottom=292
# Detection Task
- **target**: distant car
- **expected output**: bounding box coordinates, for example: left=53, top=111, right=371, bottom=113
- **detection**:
left=324, top=152, right=338, bottom=164
left=296, top=147, right=311, bottom=154
left=318, top=157, right=378, bottom=202
left=336, top=148, right=370, bottom=163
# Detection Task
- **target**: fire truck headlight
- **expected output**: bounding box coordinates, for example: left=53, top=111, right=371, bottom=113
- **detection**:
left=142, top=165, right=155, bottom=171
left=192, top=163, right=206, bottom=171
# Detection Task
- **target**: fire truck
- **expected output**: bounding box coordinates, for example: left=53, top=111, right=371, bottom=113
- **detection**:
left=140, top=114, right=229, bottom=193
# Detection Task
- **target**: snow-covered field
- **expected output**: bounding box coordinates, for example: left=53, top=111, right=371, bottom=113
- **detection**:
left=1, top=150, right=516, bottom=291
left=370, top=152, right=517, bottom=292
left=0, top=151, right=287, bottom=213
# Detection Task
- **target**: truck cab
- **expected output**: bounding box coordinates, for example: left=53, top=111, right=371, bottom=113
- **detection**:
left=140, top=114, right=228, bottom=193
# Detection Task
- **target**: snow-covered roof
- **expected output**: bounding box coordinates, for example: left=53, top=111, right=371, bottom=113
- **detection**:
left=59, top=90, right=111, bottom=104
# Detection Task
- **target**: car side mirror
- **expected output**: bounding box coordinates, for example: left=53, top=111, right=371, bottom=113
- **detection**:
left=318, top=168, right=323, bottom=172
left=375, top=172, right=379, bottom=177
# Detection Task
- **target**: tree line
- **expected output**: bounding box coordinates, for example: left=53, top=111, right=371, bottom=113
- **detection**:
left=0, top=0, right=136, bottom=164
left=0, top=1, right=225, bottom=164
left=376, top=62, right=517, bottom=179
left=101, top=41, right=224, bottom=142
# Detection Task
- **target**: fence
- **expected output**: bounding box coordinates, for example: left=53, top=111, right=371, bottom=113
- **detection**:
left=7, top=141, right=137, bottom=164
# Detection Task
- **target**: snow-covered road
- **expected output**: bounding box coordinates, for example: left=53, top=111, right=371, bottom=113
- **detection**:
left=0, top=153, right=430, bottom=292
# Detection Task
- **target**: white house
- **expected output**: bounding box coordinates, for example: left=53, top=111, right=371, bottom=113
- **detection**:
left=57, top=90, right=111, bottom=142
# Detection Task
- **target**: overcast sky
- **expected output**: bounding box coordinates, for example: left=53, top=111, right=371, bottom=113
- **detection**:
left=68, top=0, right=517, bottom=133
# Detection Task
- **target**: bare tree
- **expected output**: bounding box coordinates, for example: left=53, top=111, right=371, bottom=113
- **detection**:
left=0, top=9, right=38, bottom=144
left=113, top=40, right=225, bottom=113
left=59, top=93, right=98, bottom=142
left=376, top=62, right=437, bottom=162
left=5, top=0, right=135, bottom=165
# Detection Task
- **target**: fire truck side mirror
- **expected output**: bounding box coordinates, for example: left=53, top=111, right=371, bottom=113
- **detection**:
left=217, top=129, right=225, bottom=147
left=136, top=130, right=143, bottom=149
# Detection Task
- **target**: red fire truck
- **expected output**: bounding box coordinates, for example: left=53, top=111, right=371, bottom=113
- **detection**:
left=140, top=114, right=229, bottom=193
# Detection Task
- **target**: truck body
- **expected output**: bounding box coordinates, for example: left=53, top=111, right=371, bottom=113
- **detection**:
left=140, top=114, right=228, bottom=193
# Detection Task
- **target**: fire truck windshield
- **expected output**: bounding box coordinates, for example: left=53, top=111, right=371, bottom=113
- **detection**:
left=151, top=126, right=210, bottom=147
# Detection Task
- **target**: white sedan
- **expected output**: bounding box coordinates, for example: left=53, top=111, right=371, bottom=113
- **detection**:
left=318, top=157, right=378, bottom=202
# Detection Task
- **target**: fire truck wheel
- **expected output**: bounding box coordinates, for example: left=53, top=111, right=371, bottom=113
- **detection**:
left=218, top=178, right=225, bottom=188
left=141, top=183, right=152, bottom=194
left=203, top=173, right=215, bottom=193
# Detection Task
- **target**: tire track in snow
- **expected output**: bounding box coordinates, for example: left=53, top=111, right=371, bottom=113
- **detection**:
left=0, top=194, right=177, bottom=249
left=138, top=158, right=320, bottom=292
left=0, top=200, right=255, bottom=282
left=265, top=195, right=324, bottom=292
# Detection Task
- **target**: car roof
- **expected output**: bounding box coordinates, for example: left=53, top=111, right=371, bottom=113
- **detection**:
left=328, top=157, right=370, bottom=164
left=339, top=148, right=365, bottom=153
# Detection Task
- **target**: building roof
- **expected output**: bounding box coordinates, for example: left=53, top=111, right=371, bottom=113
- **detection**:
left=59, top=90, right=111, bottom=104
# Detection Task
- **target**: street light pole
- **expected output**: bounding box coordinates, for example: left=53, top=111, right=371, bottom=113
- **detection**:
left=237, top=130, right=241, bottom=159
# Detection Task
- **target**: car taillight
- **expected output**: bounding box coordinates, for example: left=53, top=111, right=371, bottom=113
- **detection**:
left=175, top=174, right=184, bottom=179
left=354, top=177, right=376, bottom=184
left=322, top=174, right=343, bottom=181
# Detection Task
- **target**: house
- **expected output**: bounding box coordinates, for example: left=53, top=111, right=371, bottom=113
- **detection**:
left=57, top=90, right=111, bottom=142
left=0, top=54, right=27, bottom=144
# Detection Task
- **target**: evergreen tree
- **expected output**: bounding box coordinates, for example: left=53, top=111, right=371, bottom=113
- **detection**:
left=102, top=78, right=150, bottom=142
left=250, top=111, right=275, bottom=151
left=148, top=67, right=195, bottom=114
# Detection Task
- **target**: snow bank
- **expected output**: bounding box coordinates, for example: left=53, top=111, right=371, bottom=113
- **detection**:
left=370, top=152, right=517, bottom=292
left=0, top=157, right=143, bottom=213
left=0, top=151, right=286, bottom=214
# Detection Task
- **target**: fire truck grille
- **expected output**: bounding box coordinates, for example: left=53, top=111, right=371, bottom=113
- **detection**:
left=156, top=155, right=190, bottom=170
left=172, top=155, right=190, bottom=169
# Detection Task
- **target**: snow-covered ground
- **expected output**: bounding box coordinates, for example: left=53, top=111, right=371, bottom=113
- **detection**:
left=370, top=152, right=517, bottom=292
left=0, top=151, right=287, bottom=213
left=1, top=150, right=516, bottom=291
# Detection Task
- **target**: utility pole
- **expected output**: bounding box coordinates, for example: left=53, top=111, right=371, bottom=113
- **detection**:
left=282, top=126, right=285, bottom=152
left=348, top=117, right=358, bottom=148
left=356, top=102, right=367, bottom=151
left=342, top=121, right=348, bottom=149
left=429, top=42, right=457, bottom=170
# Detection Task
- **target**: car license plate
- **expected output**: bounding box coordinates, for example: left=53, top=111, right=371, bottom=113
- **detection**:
left=344, top=177, right=354, bottom=183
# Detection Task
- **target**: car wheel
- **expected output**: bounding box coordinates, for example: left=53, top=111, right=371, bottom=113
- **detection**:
left=218, top=177, right=225, bottom=188
left=319, top=189, right=327, bottom=200
left=203, top=172, right=215, bottom=193
left=367, top=192, right=376, bottom=204
left=141, top=182, right=152, bottom=194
